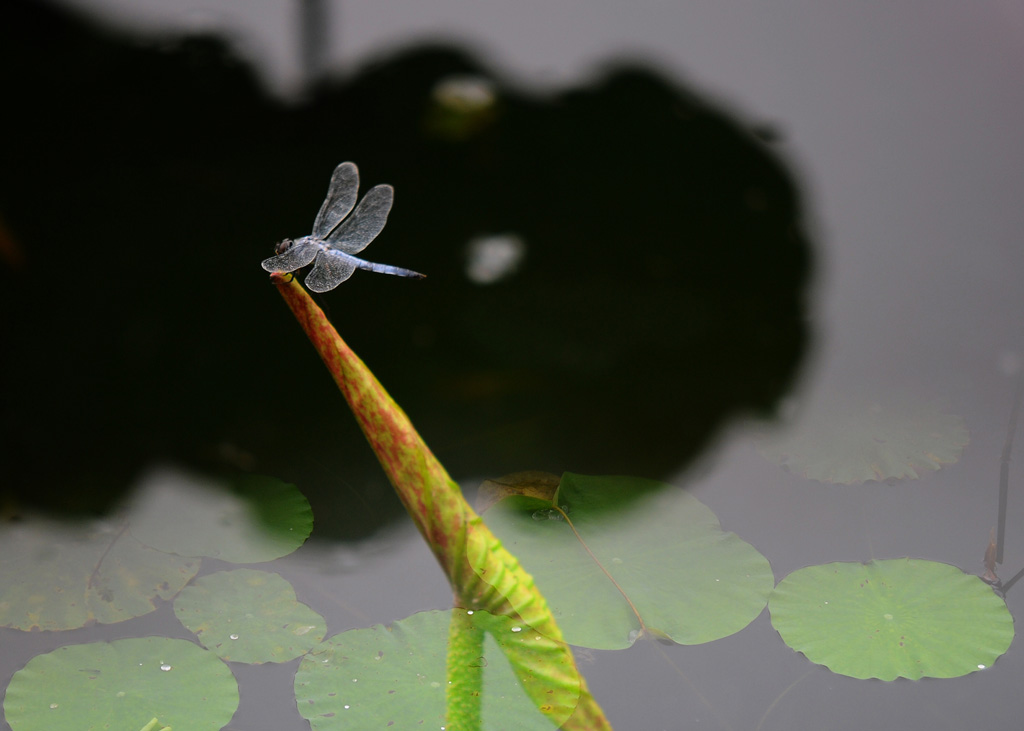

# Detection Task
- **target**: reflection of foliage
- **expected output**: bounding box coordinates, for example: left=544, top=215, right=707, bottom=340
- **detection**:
left=757, top=391, right=970, bottom=484
left=1, top=4, right=812, bottom=526
left=4, top=637, right=239, bottom=730
left=480, top=473, right=775, bottom=649
left=769, top=559, right=1014, bottom=680
left=424, top=74, right=499, bottom=140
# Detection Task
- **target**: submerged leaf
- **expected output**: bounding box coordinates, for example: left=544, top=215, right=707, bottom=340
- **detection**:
left=769, top=559, right=1014, bottom=680
left=475, top=471, right=560, bottom=513
left=127, top=467, right=313, bottom=562
left=479, top=473, right=775, bottom=649
left=757, top=391, right=969, bottom=484
left=0, top=519, right=198, bottom=631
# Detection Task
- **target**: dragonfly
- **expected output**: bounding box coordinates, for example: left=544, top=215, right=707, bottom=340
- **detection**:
left=261, top=162, right=424, bottom=292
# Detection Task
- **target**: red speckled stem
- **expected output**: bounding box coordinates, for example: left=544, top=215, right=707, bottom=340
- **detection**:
left=270, top=273, right=611, bottom=729
left=271, top=273, right=469, bottom=578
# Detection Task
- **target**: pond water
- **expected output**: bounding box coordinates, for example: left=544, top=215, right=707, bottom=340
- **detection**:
left=2, top=1, right=1023, bottom=730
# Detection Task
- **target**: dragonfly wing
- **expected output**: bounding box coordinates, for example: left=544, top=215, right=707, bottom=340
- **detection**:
left=324, top=184, right=394, bottom=254
left=261, top=238, right=321, bottom=273
left=312, top=162, right=360, bottom=238
left=305, top=250, right=358, bottom=292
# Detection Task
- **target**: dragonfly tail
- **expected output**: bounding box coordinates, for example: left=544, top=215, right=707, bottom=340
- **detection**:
left=354, top=259, right=426, bottom=278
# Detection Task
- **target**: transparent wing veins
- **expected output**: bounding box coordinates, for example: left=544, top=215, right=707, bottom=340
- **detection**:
left=261, top=239, right=321, bottom=273
left=312, top=162, right=360, bottom=238
left=323, top=184, right=394, bottom=255
left=305, top=250, right=358, bottom=292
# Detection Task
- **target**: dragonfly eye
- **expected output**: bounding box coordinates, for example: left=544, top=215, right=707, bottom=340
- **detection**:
left=274, top=238, right=294, bottom=255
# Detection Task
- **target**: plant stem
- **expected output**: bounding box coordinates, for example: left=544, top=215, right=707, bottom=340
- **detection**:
left=446, top=608, right=484, bottom=730
left=271, top=273, right=611, bottom=729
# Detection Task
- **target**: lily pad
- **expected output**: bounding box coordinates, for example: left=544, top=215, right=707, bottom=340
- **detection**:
left=0, top=519, right=198, bottom=631
left=756, top=391, right=969, bottom=484
left=478, top=473, right=775, bottom=649
left=3, top=637, right=239, bottom=730
left=173, top=569, right=326, bottom=664
left=769, top=558, right=1014, bottom=680
left=127, top=466, right=313, bottom=562
left=294, top=609, right=578, bottom=730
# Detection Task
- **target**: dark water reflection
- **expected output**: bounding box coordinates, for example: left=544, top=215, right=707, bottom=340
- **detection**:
left=1, top=0, right=810, bottom=538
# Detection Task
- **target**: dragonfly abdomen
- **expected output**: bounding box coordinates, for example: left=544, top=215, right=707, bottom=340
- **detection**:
left=352, top=258, right=425, bottom=279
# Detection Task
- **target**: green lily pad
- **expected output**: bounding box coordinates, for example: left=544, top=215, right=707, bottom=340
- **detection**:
left=769, top=559, right=1014, bottom=680
left=3, top=637, right=239, bottom=730
left=294, top=609, right=578, bottom=730
left=127, top=467, right=313, bottom=562
left=478, top=473, right=775, bottom=649
left=756, top=391, right=969, bottom=484
left=173, top=569, right=326, bottom=664
left=0, top=519, right=198, bottom=631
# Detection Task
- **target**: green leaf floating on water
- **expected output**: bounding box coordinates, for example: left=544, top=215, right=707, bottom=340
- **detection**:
left=173, top=568, right=326, bottom=664
left=3, top=637, right=238, bottom=731
left=769, top=558, right=1014, bottom=680
left=756, top=390, right=970, bottom=484
left=479, top=473, right=775, bottom=650
left=127, top=467, right=313, bottom=562
left=294, top=609, right=579, bottom=731
left=0, top=519, right=198, bottom=631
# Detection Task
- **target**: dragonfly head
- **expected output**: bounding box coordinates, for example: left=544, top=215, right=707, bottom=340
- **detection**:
left=274, top=238, right=294, bottom=255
